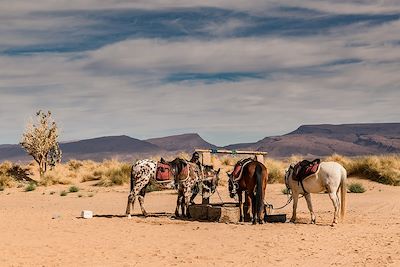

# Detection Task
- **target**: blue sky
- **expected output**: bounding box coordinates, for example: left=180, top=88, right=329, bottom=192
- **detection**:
left=1, top=0, right=400, bottom=145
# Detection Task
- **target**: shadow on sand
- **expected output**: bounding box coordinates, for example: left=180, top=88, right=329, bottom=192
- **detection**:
left=80, top=212, right=175, bottom=219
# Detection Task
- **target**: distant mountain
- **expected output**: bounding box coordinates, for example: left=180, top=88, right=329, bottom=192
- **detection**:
left=226, top=123, right=400, bottom=157
left=146, top=133, right=217, bottom=152
left=1, top=123, right=399, bottom=162
left=0, top=135, right=163, bottom=162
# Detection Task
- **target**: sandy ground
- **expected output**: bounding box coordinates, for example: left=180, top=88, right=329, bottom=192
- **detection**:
left=0, top=177, right=399, bottom=267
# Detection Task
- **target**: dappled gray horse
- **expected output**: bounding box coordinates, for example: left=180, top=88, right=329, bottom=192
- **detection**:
left=125, top=158, right=219, bottom=218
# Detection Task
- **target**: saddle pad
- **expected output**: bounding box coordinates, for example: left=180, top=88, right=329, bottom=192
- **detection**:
left=293, top=159, right=320, bottom=181
left=232, top=158, right=253, bottom=180
left=156, top=163, right=172, bottom=181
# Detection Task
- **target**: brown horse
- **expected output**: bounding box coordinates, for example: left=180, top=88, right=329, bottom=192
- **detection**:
left=228, top=159, right=268, bottom=224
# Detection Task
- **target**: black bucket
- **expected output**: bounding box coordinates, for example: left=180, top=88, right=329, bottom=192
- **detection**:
left=264, top=214, right=287, bottom=223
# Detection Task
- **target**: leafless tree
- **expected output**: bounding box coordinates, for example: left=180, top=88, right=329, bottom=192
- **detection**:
left=20, top=110, right=62, bottom=177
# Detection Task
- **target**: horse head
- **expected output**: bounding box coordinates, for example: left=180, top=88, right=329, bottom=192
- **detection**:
left=226, top=171, right=238, bottom=198
left=204, top=167, right=220, bottom=193
left=284, top=164, right=295, bottom=189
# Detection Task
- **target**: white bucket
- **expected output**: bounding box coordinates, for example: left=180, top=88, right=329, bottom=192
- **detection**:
left=81, top=210, right=93, bottom=219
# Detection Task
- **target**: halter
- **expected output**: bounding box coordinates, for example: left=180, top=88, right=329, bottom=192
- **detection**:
left=228, top=172, right=240, bottom=196
left=284, top=165, right=294, bottom=192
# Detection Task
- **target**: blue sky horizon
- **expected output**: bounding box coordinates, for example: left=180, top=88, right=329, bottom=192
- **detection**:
left=1, top=1, right=399, bottom=146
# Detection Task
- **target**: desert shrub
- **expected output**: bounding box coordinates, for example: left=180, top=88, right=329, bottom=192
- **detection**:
left=324, top=153, right=352, bottom=169
left=265, top=158, right=286, bottom=183
left=221, top=156, right=235, bottom=166
left=282, top=187, right=289, bottom=194
left=88, top=193, right=94, bottom=197
left=95, top=163, right=131, bottom=186
left=348, top=182, right=366, bottom=193
left=0, top=168, right=13, bottom=188
left=81, top=171, right=102, bottom=182
left=60, top=190, right=68, bottom=196
left=25, top=182, right=36, bottom=192
left=40, top=172, right=71, bottom=186
left=68, top=160, right=83, bottom=171
left=69, top=185, right=79, bottom=193
left=346, top=155, right=400, bottom=186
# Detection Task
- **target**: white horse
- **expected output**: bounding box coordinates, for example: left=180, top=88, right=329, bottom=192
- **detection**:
left=285, top=161, right=347, bottom=225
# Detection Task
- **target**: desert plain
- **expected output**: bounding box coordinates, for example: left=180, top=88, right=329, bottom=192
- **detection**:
left=0, top=177, right=399, bottom=266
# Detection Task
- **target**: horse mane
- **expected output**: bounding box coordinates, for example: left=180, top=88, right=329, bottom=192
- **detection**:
left=169, top=157, right=187, bottom=176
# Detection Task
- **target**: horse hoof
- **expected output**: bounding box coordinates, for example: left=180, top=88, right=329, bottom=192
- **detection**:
left=290, top=218, right=296, bottom=223
left=127, top=214, right=131, bottom=219
left=311, top=220, right=316, bottom=224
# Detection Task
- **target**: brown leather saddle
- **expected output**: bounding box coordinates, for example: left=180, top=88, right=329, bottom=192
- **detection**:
left=293, top=159, right=320, bottom=182
left=232, top=158, right=253, bottom=180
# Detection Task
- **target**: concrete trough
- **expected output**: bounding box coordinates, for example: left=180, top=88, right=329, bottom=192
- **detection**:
left=188, top=203, right=240, bottom=223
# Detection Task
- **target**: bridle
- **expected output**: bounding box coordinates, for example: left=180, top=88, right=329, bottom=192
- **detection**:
left=284, top=165, right=294, bottom=193
left=228, top=172, right=239, bottom=197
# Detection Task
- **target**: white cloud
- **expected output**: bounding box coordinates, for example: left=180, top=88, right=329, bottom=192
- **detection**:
left=1, top=1, right=400, bottom=145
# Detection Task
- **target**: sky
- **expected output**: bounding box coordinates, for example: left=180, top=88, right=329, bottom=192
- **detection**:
left=0, top=0, right=399, bottom=146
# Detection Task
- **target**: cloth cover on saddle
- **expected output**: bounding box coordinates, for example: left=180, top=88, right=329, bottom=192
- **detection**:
left=156, top=162, right=173, bottom=181
left=156, top=160, right=190, bottom=182
left=293, top=159, right=320, bottom=181
left=232, top=158, right=253, bottom=181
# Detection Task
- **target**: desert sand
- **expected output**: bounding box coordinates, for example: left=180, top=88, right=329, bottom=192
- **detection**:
left=0, top=177, right=399, bottom=266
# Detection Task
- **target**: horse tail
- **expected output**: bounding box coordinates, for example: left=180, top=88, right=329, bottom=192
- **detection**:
left=340, top=166, right=347, bottom=220
left=255, top=163, right=264, bottom=217
left=130, top=164, right=136, bottom=192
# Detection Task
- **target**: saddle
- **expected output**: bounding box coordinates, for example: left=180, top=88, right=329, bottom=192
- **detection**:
left=156, top=162, right=173, bottom=182
left=232, top=158, right=253, bottom=181
left=293, top=159, right=320, bottom=182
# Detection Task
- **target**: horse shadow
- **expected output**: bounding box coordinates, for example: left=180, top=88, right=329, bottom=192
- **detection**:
left=84, top=212, right=175, bottom=219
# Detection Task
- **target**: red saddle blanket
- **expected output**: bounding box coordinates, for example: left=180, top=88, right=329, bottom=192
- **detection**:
left=156, top=163, right=172, bottom=181
left=232, top=158, right=253, bottom=179
left=293, top=159, right=320, bottom=181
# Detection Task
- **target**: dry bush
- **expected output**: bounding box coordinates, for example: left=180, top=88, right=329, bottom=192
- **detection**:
left=346, top=155, right=400, bottom=186
left=324, top=153, right=352, bottom=169
left=0, top=161, right=35, bottom=188
left=264, top=158, right=286, bottom=183
left=220, top=155, right=235, bottom=166
left=0, top=161, right=14, bottom=188
left=93, top=161, right=131, bottom=186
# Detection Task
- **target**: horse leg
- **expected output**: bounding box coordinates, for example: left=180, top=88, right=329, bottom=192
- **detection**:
left=189, top=183, right=199, bottom=204
left=125, top=191, right=135, bottom=217
left=290, top=191, right=299, bottom=223
left=249, top=192, right=257, bottom=224
left=244, top=191, right=252, bottom=222
left=238, top=192, right=244, bottom=222
left=328, top=192, right=340, bottom=224
left=304, top=193, right=316, bottom=224
left=184, top=187, right=192, bottom=218
left=138, top=187, right=148, bottom=217
left=175, top=190, right=183, bottom=217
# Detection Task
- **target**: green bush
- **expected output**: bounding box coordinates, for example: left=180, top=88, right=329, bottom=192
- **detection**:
left=348, top=182, right=366, bottom=193
left=281, top=187, right=289, bottom=194
left=60, top=190, right=68, bottom=196
left=25, top=182, right=36, bottom=192
left=69, top=185, right=79, bottom=193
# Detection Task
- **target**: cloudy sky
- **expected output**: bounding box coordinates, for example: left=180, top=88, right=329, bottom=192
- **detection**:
left=1, top=0, right=399, bottom=145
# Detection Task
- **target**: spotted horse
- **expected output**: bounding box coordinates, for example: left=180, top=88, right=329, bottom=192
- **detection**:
left=125, top=158, right=219, bottom=218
